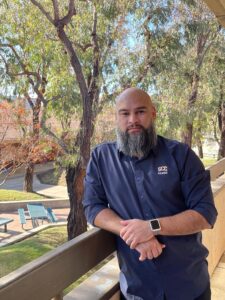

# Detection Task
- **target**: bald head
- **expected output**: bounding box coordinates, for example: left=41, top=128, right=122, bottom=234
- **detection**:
left=116, top=87, right=153, bottom=107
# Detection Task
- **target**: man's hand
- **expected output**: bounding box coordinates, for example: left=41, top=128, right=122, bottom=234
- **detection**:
left=135, top=237, right=166, bottom=261
left=120, top=219, right=154, bottom=249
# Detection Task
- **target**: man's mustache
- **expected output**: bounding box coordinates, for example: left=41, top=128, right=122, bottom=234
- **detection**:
left=127, top=125, right=144, bottom=131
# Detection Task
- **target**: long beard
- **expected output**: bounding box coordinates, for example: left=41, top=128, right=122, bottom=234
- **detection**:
left=116, top=123, right=157, bottom=158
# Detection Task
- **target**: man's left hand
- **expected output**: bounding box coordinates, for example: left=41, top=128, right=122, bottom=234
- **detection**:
left=120, top=219, right=154, bottom=249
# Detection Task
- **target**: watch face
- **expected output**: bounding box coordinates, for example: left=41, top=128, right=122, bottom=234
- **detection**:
left=151, top=219, right=160, bottom=230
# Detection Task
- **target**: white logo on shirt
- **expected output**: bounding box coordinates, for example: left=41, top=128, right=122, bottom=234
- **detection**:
left=158, top=165, right=168, bottom=175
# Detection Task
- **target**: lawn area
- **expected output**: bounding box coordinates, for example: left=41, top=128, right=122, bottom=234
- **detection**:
left=0, top=225, right=112, bottom=296
left=0, top=189, right=46, bottom=201
left=0, top=226, right=67, bottom=278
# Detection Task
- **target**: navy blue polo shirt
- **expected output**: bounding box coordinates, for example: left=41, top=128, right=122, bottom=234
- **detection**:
left=83, top=136, right=217, bottom=300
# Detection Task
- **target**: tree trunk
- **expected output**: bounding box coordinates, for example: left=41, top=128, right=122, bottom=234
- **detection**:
left=182, top=73, right=200, bottom=148
left=218, top=91, right=225, bottom=159
left=182, top=122, right=193, bottom=148
left=24, top=96, right=41, bottom=192
left=66, top=161, right=87, bottom=239
left=196, top=136, right=203, bottom=158
left=23, top=163, right=34, bottom=192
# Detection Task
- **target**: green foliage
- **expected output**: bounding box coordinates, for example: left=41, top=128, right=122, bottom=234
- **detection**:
left=0, top=0, right=224, bottom=158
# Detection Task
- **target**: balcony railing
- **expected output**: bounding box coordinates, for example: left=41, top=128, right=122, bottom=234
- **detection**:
left=1, top=158, right=225, bottom=300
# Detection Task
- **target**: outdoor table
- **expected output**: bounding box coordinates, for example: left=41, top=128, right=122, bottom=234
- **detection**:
left=0, top=218, right=13, bottom=232
left=27, top=203, right=48, bottom=228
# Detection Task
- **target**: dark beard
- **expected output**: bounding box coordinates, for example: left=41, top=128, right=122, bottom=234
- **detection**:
left=116, top=124, right=157, bottom=158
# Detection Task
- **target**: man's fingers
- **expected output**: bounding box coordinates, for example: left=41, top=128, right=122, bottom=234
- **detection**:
left=139, top=252, right=146, bottom=261
left=151, top=247, right=161, bottom=258
left=120, top=220, right=129, bottom=226
left=121, top=231, right=132, bottom=241
left=126, top=239, right=132, bottom=246
left=130, top=239, right=138, bottom=249
left=147, top=251, right=153, bottom=260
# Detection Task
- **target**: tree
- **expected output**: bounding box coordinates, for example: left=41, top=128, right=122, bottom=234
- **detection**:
left=29, top=0, right=137, bottom=239
left=0, top=1, right=56, bottom=191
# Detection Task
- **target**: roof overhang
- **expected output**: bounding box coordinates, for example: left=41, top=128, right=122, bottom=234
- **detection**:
left=204, top=0, right=225, bottom=27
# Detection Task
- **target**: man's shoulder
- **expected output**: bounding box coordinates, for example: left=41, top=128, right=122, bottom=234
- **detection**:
left=158, top=135, right=189, bottom=153
left=92, top=141, right=117, bottom=155
left=158, top=136, right=203, bottom=173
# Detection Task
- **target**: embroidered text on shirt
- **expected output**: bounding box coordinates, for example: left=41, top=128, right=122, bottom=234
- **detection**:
left=158, top=165, right=168, bottom=175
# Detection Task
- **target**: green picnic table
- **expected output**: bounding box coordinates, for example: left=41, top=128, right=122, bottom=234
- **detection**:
left=0, top=218, right=13, bottom=232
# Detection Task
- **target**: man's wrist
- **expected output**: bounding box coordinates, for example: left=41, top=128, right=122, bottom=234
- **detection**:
left=149, top=218, right=161, bottom=235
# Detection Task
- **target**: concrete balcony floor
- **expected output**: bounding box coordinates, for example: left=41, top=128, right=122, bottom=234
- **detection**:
left=211, top=252, right=225, bottom=299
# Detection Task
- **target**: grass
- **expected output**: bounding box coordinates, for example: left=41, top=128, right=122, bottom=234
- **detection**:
left=0, top=225, right=114, bottom=296
left=0, top=189, right=46, bottom=202
left=0, top=226, right=67, bottom=278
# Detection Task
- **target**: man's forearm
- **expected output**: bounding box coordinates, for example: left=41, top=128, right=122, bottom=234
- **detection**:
left=120, top=210, right=211, bottom=248
left=94, top=208, right=166, bottom=260
left=94, top=208, right=123, bottom=235
left=159, top=209, right=211, bottom=235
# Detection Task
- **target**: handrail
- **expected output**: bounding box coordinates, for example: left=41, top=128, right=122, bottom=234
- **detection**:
left=207, top=157, right=225, bottom=181
left=0, top=228, right=116, bottom=300
left=1, top=158, right=225, bottom=300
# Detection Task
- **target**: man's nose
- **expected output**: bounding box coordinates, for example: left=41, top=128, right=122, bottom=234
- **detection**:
left=128, top=113, right=139, bottom=124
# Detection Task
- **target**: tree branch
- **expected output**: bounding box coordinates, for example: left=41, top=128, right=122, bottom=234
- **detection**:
left=40, top=105, right=69, bottom=153
left=30, top=0, right=54, bottom=24
left=52, top=0, right=60, bottom=21
left=59, top=0, right=76, bottom=26
left=73, top=42, right=92, bottom=52
left=24, top=92, right=34, bottom=109
left=88, top=5, right=100, bottom=97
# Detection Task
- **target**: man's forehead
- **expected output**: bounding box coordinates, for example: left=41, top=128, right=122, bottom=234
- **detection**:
left=115, top=88, right=152, bottom=109
left=116, top=96, right=151, bottom=111
left=117, top=105, right=148, bottom=112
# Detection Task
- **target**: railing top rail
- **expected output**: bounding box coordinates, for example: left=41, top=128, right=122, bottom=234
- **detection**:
left=0, top=228, right=116, bottom=300
left=207, top=157, right=225, bottom=181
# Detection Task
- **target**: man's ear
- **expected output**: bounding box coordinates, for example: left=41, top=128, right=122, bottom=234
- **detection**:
left=151, top=106, right=157, bottom=120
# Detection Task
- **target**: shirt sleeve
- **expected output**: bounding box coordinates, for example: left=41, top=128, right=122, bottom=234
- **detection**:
left=180, top=147, right=218, bottom=227
left=83, top=149, right=108, bottom=225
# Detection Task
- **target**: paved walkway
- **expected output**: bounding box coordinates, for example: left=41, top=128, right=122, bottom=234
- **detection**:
left=1, top=174, right=68, bottom=198
left=0, top=165, right=68, bottom=199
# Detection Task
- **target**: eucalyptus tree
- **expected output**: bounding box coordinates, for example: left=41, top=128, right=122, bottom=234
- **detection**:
left=201, top=33, right=225, bottom=159
left=148, top=0, right=221, bottom=148
left=28, top=0, right=140, bottom=239
left=0, top=0, right=60, bottom=191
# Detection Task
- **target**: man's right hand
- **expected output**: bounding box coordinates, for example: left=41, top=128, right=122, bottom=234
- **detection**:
left=135, top=237, right=166, bottom=261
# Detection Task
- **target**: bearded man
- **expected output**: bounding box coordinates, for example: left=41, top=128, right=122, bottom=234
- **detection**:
left=83, top=87, right=217, bottom=300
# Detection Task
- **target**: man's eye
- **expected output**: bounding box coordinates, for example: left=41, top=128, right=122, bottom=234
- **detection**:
left=121, top=112, right=129, bottom=116
left=138, top=110, right=145, bottom=114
